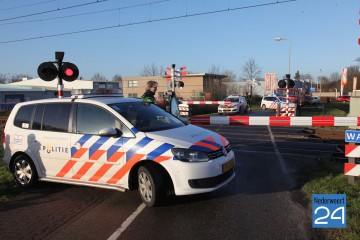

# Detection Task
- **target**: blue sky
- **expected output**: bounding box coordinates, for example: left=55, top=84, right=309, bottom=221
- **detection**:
left=0, top=0, right=359, bottom=82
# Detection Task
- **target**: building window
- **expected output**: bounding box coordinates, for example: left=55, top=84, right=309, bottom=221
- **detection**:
left=128, top=81, right=138, bottom=87
left=128, top=93, right=138, bottom=98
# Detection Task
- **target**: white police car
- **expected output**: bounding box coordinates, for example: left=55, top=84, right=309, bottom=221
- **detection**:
left=218, top=95, right=248, bottom=115
left=2, top=90, right=235, bottom=207
left=260, top=96, right=296, bottom=110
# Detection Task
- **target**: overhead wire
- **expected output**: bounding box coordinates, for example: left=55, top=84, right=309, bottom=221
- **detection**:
left=0, top=0, right=170, bottom=26
left=0, top=0, right=57, bottom=11
left=0, top=0, right=109, bottom=22
left=0, top=0, right=297, bottom=44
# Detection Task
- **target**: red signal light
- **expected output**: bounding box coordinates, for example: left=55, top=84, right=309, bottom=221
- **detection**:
left=61, top=62, right=79, bottom=82
left=65, top=68, right=74, bottom=77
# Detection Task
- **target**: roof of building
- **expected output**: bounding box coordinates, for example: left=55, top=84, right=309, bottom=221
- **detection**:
left=0, top=84, right=47, bottom=92
left=7, top=78, right=99, bottom=91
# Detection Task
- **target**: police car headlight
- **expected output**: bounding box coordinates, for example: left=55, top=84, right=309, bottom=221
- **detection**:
left=171, top=148, right=209, bottom=162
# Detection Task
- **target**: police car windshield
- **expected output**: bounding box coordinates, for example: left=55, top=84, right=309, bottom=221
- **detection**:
left=109, top=102, right=185, bottom=132
left=225, top=97, right=238, bottom=102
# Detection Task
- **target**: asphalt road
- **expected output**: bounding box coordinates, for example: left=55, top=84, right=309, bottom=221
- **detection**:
left=0, top=110, right=344, bottom=240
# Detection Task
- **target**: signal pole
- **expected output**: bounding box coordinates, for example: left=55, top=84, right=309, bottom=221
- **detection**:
left=285, top=74, right=290, bottom=116
left=55, top=52, right=65, bottom=98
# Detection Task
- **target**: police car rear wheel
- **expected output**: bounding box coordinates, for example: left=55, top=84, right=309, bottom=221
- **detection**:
left=12, top=155, right=38, bottom=187
left=138, top=166, right=164, bottom=207
left=261, top=104, right=266, bottom=110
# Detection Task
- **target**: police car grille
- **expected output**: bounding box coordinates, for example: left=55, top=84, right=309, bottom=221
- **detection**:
left=188, top=167, right=234, bottom=188
left=207, top=144, right=232, bottom=159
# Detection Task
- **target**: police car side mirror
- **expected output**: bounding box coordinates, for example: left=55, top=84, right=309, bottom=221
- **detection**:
left=98, top=127, right=123, bottom=137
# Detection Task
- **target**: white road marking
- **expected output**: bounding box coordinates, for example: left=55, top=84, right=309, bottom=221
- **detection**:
left=267, top=125, right=288, bottom=174
left=107, top=203, right=146, bottom=240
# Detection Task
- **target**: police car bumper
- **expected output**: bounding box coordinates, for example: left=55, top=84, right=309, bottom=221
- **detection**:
left=218, top=108, right=238, bottom=114
left=164, top=150, right=235, bottom=196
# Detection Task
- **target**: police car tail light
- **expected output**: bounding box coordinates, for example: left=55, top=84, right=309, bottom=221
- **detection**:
left=171, top=148, right=209, bottom=162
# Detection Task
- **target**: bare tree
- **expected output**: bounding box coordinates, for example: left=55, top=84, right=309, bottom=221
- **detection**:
left=226, top=82, right=247, bottom=96
left=222, top=70, right=236, bottom=82
left=344, top=65, right=360, bottom=92
left=222, top=70, right=242, bottom=95
left=140, top=63, right=164, bottom=76
left=9, top=74, right=32, bottom=83
left=112, top=74, right=122, bottom=82
left=301, top=73, right=313, bottom=81
left=112, top=74, right=123, bottom=89
left=0, top=73, right=8, bottom=84
left=330, top=72, right=340, bottom=83
left=91, top=73, right=108, bottom=81
left=208, top=65, right=221, bottom=75
left=205, top=65, right=225, bottom=99
left=355, top=57, right=360, bottom=68
left=317, top=75, right=330, bottom=92
left=241, top=58, right=262, bottom=81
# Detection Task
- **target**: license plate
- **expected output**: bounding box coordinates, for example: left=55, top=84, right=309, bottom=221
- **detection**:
left=224, top=108, right=231, bottom=111
left=222, top=159, right=235, bottom=172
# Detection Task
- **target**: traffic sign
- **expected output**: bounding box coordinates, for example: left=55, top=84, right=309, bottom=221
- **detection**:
left=345, top=130, right=360, bottom=143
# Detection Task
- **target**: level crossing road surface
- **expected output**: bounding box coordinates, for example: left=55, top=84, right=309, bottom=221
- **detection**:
left=0, top=112, right=344, bottom=240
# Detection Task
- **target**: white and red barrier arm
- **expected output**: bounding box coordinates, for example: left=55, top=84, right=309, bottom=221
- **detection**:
left=181, top=101, right=231, bottom=105
left=190, top=116, right=360, bottom=127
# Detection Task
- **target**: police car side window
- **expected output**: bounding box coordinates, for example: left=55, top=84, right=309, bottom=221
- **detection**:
left=76, top=104, right=132, bottom=137
left=14, top=105, right=34, bottom=129
left=42, top=103, right=71, bottom=132
left=32, top=104, right=45, bottom=130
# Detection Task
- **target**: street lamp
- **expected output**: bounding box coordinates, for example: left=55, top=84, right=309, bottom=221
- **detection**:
left=275, top=37, right=291, bottom=75
left=275, top=37, right=292, bottom=116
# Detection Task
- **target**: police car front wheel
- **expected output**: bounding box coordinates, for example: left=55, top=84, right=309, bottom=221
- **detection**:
left=138, top=166, right=165, bottom=207
left=12, top=155, right=38, bottom=187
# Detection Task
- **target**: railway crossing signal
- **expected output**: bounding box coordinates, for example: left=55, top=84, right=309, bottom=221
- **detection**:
left=164, top=64, right=186, bottom=92
left=278, top=78, right=295, bottom=88
left=37, top=51, right=79, bottom=98
left=38, top=60, right=79, bottom=82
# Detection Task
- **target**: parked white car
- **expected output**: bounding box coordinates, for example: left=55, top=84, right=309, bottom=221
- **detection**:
left=218, top=95, right=248, bottom=115
left=260, top=96, right=296, bottom=110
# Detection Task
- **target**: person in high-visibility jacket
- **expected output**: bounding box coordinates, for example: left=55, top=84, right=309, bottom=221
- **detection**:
left=141, top=80, right=158, bottom=104
left=245, top=92, right=252, bottom=112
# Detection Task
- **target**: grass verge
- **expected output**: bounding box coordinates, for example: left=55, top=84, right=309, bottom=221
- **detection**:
left=0, top=163, right=19, bottom=202
left=301, top=160, right=360, bottom=240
